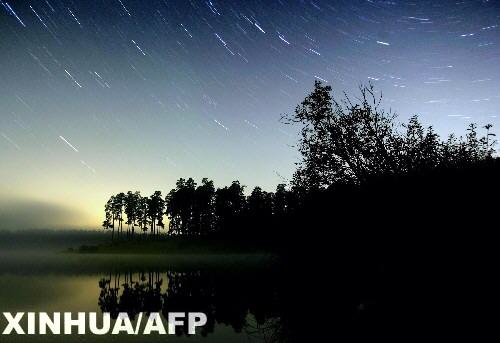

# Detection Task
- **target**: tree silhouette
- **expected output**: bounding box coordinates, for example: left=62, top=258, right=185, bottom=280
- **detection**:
left=195, top=178, right=216, bottom=235
left=124, top=191, right=140, bottom=237
left=112, top=193, right=126, bottom=239
left=165, top=178, right=196, bottom=236
left=282, top=81, right=495, bottom=189
left=147, top=191, right=165, bottom=237
left=483, top=123, right=496, bottom=156
left=215, top=181, right=246, bottom=235
left=102, top=82, right=496, bottom=243
left=273, top=184, right=286, bottom=216
left=102, top=196, right=115, bottom=240
left=247, top=186, right=274, bottom=235
left=137, top=194, right=149, bottom=236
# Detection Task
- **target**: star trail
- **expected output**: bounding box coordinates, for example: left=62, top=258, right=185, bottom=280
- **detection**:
left=0, top=0, right=499, bottom=229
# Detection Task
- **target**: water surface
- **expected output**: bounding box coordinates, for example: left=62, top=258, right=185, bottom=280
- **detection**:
left=0, top=252, right=283, bottom=343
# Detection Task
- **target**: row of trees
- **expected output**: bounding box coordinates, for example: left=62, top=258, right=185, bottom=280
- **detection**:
left=102, top=191, right=165, bottom=240
left=282, top=81, right=496, bottom=189
left=103, top=81, right=496, bottom=239
left=103, top=180, right=294, bottom=239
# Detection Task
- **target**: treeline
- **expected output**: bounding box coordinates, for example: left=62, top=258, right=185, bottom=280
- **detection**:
left=103, top=180, right=296, bottom=240
left=103, top=81, right=496, bottom=241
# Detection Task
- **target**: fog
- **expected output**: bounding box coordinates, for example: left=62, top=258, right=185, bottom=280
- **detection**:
left=0, top=197, right=92, bottom=231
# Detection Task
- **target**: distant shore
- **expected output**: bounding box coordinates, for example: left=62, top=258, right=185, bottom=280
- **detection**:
left=68, top=236, right=276, bottom=255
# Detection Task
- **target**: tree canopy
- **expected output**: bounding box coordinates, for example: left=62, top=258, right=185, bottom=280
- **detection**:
left=103, top=181, right=292, bottom=240
left=282, top=81, right=496, bottom=189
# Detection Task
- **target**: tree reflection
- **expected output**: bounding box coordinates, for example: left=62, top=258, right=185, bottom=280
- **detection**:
left=98, top=269, right=284, bottom=340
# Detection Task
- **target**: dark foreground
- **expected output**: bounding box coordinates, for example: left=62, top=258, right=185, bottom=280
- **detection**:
left=0, top=253, right=281, bottom=343
left=1, top=161, right=498, bottom=341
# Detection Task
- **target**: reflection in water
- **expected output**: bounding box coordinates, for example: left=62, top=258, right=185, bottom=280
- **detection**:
left=0, top=255, right=385, bottom=342
left=98, top=270, right=284, bottom=341
left=98, top=272, right=163, bottom=321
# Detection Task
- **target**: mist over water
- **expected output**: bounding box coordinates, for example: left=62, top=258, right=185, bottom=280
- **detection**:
left=0, top=237, right=282, bottom=343
left=0, top=229, right=107, bottom=252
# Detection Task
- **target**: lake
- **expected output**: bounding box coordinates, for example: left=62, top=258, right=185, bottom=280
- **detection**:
left=0, top=239, right=393, bottom=343
left=0, top=251, right=286, bottom=343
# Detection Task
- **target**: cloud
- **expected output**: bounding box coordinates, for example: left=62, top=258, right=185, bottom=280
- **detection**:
left=0, top=198, right=87, bottom=230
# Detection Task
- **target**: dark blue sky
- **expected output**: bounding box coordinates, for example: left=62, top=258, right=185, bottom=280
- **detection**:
left=1, top=0, right=499, bottom=228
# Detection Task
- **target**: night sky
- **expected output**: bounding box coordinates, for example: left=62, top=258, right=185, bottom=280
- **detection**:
left=1, top=0, right=499, bottom=229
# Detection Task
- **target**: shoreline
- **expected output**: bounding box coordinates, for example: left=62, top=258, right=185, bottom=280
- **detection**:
left=68, top=236, right=277, bottom=255
left=0, top=250, right=279, bottom=275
